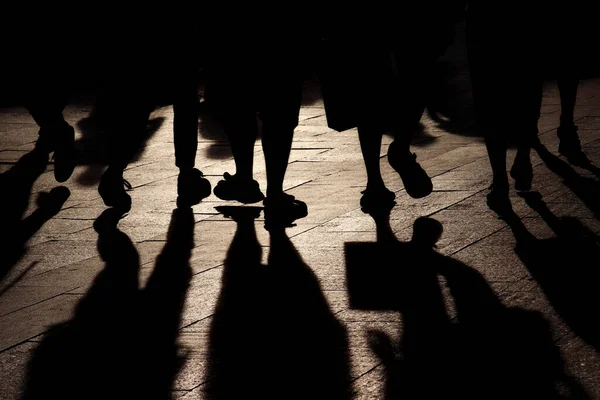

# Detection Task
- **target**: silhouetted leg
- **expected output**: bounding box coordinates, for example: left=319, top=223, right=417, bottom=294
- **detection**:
left=98, top=92, right=152, bottom=212
left=510, top=78, right=543, bottom=192
left=557, top=74, right=586, bottom=163
left=226, top=112, right=258, bottom=182
left=213, top=111, right=265, bottom=204
left=358, top=125, right=385, bottom=190
left=261, top=72, right=308, bottom=227
left=25, top=83, right=75, bottom=183
left=357, top=124, right=395, bottom=211
left=387, top=59, right=432, bottom=199
left=172, top=46, right=211, bottom=207
left=558, top=76, right=578, bottom=127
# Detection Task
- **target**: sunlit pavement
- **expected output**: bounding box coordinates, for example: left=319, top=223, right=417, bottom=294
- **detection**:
left=2, top=29, right=600, bottom=399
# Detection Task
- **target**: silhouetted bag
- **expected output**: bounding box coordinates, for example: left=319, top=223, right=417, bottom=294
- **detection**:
left=317, top=35, right=399, bottom=132
left=317, top=36, right=360, bottom=132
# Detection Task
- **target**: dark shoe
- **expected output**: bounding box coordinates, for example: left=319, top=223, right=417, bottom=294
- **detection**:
left=213, top=172, right=265, bottom=204
left=360, top=186, right=396, bottom=213
left=177, top=168, right=212, bottom=207
left=486, top=185, right=512, bottom=216
left=263, top=193, right=308, bottom=229
left=558, top=125, right=588, bottom=165
left=98, top=168, right=132, bottom=212
left=387, top=141, right=433, bottom=199
left=510, top=158, right=533, bottom=192
left=51, top=125, right=76, bottom=183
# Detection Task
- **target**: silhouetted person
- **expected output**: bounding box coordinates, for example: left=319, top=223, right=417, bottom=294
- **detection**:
left=346, top=212, right=588, bottom=399
left=97, top=20, right=211, bottom=211
left=506, top=192, right=600, bottom=354
left=466, top=2, right=546, bottom=215
left=318, top=3, right=466, bottom=210
left=208, top=13, right=309, bottom=227
left=0, top=148, right=70, bottom=282
left=205, top=206, right=351, bottom=399
left=546, top=2, right=592, bottom=166
left=13, top=13, right=78, bottom=183
left=22, top=206, right=194, bottom=400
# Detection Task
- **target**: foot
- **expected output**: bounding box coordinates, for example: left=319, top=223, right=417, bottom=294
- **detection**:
left=486, top=184, right=512, bottom=216
left=387, top=141, right=432, bottom=199
left=98, top=168, right=132, bottom=212
left=558, top=125, right=588, bottom=165
left=510, top=157, right=533, bottom=192
left=177, top=168, right=212, bottom=207
left=213, top=172, right=265, bottom=204
left=45, top=124, right=76, bottom=183
left=263, top=193, right=307, bottom=229
left=360, top=186, right=396, bottom=213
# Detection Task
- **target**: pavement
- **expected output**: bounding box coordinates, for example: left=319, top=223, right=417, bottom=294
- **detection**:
left=2, top=26, right=600, bottom=399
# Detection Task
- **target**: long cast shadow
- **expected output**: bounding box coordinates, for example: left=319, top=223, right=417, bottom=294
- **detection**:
left=21, top=207, right=194, bottom=400
left=0, top=147, right=70, bottom=284
left=535, top=143, right=600, bottom=218
left=506, top=192, right=600, bottom=353
left=204, top=206, right=351, bottom=399
left=345, top=209, right=588, bottom=399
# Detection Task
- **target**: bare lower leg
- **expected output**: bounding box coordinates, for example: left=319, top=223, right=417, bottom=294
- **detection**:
left=261, top=122, right=294, bottom=198
left=226, top=113, right=257, bottom=181
left=485, top=131, right=509, bottom=191
left=558, top=75, right=579, bottom=127
left=358, top=125, right=386, bottom=190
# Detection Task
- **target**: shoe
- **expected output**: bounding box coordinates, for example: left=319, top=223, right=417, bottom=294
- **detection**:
left=51, top=124, right=76, bottom=183
left=177, top=168, right=211, bottom=207
left=360, top=187, right=396, bottom=213
left=98, top=168, right=132, bottom=212
left=557, top=125, right=588, bottom=165
left=387, top=141, right=433, bottom=199
left=486, top=184, right=512, bottom=216
left=263, top=193, right=307, bottom=229
left=213, top=172, right=265, bottom=204
left=510, top=158, right=533, bottom=192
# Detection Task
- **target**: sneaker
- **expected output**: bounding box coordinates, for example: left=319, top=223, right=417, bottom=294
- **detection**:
left=177, top=168, right=211, bottom=207
left=213, top=172, right=265, bottom=204
left=387, top=141, right=433, bottom=199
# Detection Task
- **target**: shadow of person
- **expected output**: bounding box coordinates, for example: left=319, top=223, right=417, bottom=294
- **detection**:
left=0, top=147, right=70, bottom=284
left=205, top=206, right=351, bottom=399
left=535, top=143, right=600, bottom=218
left=346, top=211, right=588, bottom=399
left=505, top=192, right=600, bottom=354
left=21, top=207, right=194, bottom=400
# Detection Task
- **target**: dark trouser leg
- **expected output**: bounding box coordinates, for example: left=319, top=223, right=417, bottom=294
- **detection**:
left=225, top=111, right=258, bottom=181
left=173, top=38, right=200, bottom=171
